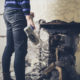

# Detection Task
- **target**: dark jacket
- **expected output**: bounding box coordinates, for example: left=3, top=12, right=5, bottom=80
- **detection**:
left=5, top=0, right=30, bottom=15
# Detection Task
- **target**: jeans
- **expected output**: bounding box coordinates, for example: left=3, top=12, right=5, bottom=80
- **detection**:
left=2, top=8, right=28, bottom=80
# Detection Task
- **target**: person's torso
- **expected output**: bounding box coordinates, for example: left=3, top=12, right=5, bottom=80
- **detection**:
left=5, top=0, right=22, bottom=9
left=5, top=0, right=30, bottom=15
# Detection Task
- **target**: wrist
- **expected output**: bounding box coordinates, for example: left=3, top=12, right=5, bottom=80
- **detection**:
left=26, top=15, right=31, bottom=20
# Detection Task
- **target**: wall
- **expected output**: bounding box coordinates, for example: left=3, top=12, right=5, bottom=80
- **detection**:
left=31, top=0, right=80, bottom=74
left=0, top=0, right=6, bottom=36
left=31, top=0, right=80, bottom=22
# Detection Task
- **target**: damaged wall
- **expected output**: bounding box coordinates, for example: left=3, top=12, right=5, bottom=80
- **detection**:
left=30, top=0, right=80, bottom=74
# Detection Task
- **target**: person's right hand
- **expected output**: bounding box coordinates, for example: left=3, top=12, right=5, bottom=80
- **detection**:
left=26, top=13, right=35, bottom=29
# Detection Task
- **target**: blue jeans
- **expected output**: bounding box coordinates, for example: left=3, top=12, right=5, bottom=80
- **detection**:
left=2, top=8, right=28, bottom=80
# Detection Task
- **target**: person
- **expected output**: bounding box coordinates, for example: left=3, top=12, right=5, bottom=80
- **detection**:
left=2, top=0, right=35, bottom=80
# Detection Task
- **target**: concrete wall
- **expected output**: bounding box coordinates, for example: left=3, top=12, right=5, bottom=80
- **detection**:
left=0, top=0, right=5, bottom=62
left=31, top=0, right=80, bottom=22
left=31, top=0, right=80, bottom=74
left=0, top=0, right=6, bottom=36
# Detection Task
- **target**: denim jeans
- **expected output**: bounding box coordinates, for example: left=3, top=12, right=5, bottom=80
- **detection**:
left=2, top=8, right=28, bottom=80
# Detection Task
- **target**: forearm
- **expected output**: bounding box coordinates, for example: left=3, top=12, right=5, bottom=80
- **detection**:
left=25, top=14, right=35, bottom=28
left=20, top=0, right=35, bottom=27
left=26, top=15, right=31, bottom=21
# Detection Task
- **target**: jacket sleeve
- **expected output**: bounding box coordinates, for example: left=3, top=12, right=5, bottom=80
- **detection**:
left=20, top=0, right=30, bottom=15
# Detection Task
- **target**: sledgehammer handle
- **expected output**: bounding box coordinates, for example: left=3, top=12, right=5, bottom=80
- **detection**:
left=43, top=62, right=55, bottom=75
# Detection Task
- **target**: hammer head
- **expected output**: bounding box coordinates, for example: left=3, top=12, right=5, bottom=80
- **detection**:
left=30, top=12, right=34, bottom=19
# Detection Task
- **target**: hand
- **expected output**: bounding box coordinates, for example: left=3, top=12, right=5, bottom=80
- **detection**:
left=26, top=14, right=35, bottom=29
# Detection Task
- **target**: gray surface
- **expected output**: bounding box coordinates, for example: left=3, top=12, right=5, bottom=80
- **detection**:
left=0, top=38, right=6, bottom=80
left=0, top=16, right=6, bottom=36
left=0, top=0, right=4, bottom=14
